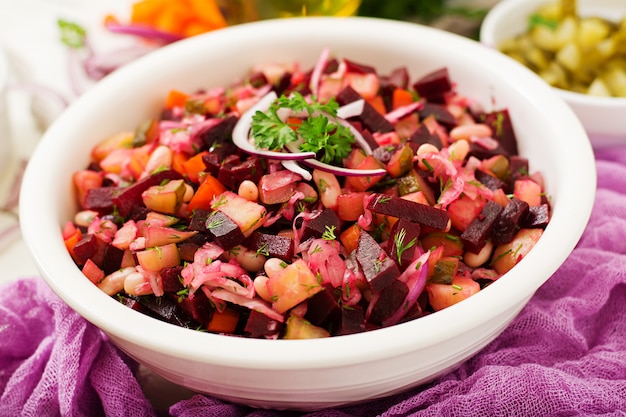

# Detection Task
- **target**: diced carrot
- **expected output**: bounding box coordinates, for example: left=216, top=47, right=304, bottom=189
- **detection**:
left=392, top=88, right=415, bottom=109
left=340, top=223, right=361, bottom=253
left=186, top=174, right=227, bottom=212
left=165, top=89, right=189, bottom=109
left=286, top=117, right=303, bottom=132
left=367, top=95, right=386, bottom=115
left=206, top=307, right=240, bottom=333
left=181, top=151, right=209, bottom=183
left=171, top=151, right=190, bottom=176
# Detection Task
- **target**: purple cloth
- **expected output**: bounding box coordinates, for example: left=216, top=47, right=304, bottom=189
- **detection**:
left=2, top=147, right=626, bottom=416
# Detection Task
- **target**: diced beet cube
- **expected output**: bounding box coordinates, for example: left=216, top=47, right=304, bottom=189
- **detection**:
left=178, top=241, right=202, bottom=262
left=245, top=231, right=294, bottom=261
left=205, top=210, right=245, bottom=250
left=509, top=156, right=530, bottom=183
left=244, top=309, right=283, bottom=338
left=73, top=234, right=107, bottom=267
left=492, top=198, right=530, bottom=245
left=112, top=169, right=183, bottom=218
left=381, top=67, right=410, bottom=89
left=304, top=284, right=342, bottom=328
left=460, top=200, right=504, bottom=253
left=336, top=305, right=366, bottom=336
left=199, top=115, right=239, bottom=158
left=386, top=218, right=421, bottom=268
left=343, top=58, right=377, bottom=74
left=408, top=123, right=443, bottom=150
left=366, top=193, right=450, bottom=231
left=300, top=208, right=341, bottom=242
left=482, top=109, right=518, bottom=156
left=218, top=156, right=265, bottom=190
left=247, top=71, right=268, bottom=88
left=138, top=295, right=197, bottom=328
left=418, top=103, right=457, bottom=129
left=102, top=244, right=125, bottom=275
left=201, top=152, right=221, bottom=177
left=356, top=231, right=400, bottom=292
left=336, top=86, right=394, bottom=133
left=367, top=279, right=409, bottom=325
left=413, top=67, right=452, bottom=103
left=189, top=208, right=212, bottom=232
left=161, top=266, right=184, bottom=293
left=523, top=204, right=550, bottom=228
left=360, top=129, right=379, bottom=151
left=83, top=186, right=121, bottom=215
left=176, top=291, right=214, bottom=325
left=475, top=169, right=508, bottom=192
left=467, top=141, right=509, bottom=161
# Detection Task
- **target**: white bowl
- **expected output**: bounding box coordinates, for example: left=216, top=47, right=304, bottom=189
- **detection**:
left=19, top=17, right=596, bottom=411
left=480, top=0, right=626, bottom=147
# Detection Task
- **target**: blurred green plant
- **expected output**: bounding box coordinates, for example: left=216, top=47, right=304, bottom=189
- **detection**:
left=357, top=0, right=487, bottom=23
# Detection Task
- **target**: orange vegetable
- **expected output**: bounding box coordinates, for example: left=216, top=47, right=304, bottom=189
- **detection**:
left=367, top=95, right=386, bottom=115
left=186, top=174, right=227, bottom=212
left=181, top=151, right=209, bottom=183
left=392, top=88, right=415, bottom=109
left=340, top=223, right=361, bottom=254
left=165, top=89, right=189, bottom=109
left=206, top=307, right=240, bottom=333
left=123, top=0, right=227, bottom=39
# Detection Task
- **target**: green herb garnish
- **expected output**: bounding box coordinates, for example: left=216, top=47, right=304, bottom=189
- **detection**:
left=250, top=92, right=355, bottom=165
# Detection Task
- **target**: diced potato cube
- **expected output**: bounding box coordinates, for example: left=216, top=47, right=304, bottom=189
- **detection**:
left=554, top=16, right=578, bottom=48
left=556, top=42, right=581, bottom=72
left=587, top=77, right=611, bottom=97
left=577, top=17, right=612, bottom=50
left=603, top=65, right=626, bottom=97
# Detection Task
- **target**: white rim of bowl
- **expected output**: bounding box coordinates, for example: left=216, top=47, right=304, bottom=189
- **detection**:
left=19, top=17, right=596, bottom=371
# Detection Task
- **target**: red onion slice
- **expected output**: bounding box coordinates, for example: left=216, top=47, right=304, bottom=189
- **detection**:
left=281, top=160, right=313, bottom=181
left=337, top=99, right=364, bottom=119
left=232, top=91, right=317, bottom=161
left=309, top=47, right=330, bottom=97
left=302, top=158, right=387, bottom=177
left=105, top=21, right=184, bottom=44
left=384, top=101, right=423, bottom=124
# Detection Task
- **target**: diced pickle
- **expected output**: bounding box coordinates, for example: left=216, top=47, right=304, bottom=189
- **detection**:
left=497, top=2, right=626, bottom=97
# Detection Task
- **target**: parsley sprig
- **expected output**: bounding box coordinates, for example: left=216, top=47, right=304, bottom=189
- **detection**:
left=250, top=92, right=355, bottom=165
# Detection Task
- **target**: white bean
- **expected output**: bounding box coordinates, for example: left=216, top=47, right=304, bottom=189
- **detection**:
left=144, top=145, right=172, bottom=175
left=74, top=210, right=99, bottom=227
left=123, top=271, right=153, bottom=296
left=183, top=183, right=195, bottom=202
left=264, top=257, right=287, bottom=279
left=464, top=241, right=494, bottom=268
left=238, top=180, right=259, bottom=202
left=226, top=245, right=266, bottom=272
left=449, top=123, right=492, bottom=142
left=254, top=275, right=272, bottom=302
left=416, top=143, right=439, bottom=157
left=448, top=139, right=470, bottom=162
left=97, top=267, right=137, bottom=296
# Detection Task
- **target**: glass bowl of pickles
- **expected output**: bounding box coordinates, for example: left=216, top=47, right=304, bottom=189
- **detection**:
left=480, top=0, right=626, bottom=146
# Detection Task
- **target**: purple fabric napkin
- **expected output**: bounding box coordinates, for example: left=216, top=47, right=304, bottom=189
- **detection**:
left=2, top=147, right=626, bottom=417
